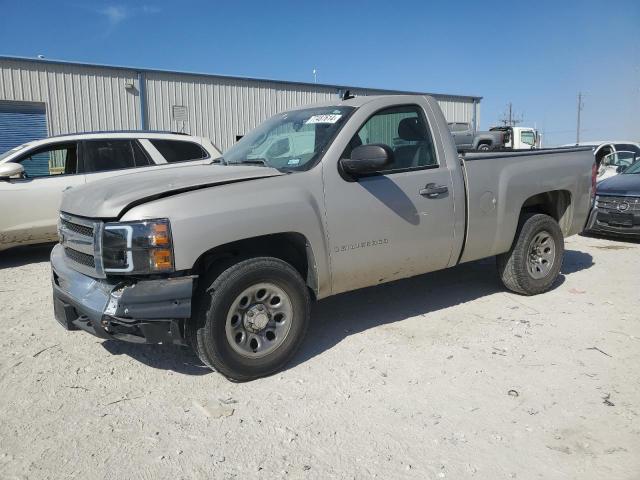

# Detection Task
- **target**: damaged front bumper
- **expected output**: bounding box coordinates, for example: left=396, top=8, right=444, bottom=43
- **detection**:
left=50, top=243, right=194, bottom=345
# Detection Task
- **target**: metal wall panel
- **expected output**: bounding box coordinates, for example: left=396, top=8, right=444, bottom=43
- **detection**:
left=0, top=60, right=140, bottom=136
left=1, top=58, right=480, bottom=153
left=145, top=72, right=479, bottom=151
left=145, top=72, right=341, bottom=151
left=350, top=87, right=478, bottom=127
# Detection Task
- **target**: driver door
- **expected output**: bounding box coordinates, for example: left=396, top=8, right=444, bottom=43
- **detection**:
left=322, top=104, right=456, bottom=294
left=0, top=142, right=85, bottom=247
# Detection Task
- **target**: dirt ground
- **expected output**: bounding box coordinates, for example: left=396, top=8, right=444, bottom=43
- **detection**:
left=0, top=233, right=638, bottom=480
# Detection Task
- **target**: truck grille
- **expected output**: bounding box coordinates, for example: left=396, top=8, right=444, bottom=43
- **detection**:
left=61, top=218, right=94, bottom=237
left=596, top=196, right=640, bottom=212
left=64, top=247, right=96, bottom=268
left=59, top=213, right=105, bottom=278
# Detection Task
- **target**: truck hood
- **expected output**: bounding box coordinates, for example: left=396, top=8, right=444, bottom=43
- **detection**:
left=597, top=174, right=640, bottom=197
left=61, top=164, right=285, bottom=218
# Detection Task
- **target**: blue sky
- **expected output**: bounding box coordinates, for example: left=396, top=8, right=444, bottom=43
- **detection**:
left=1, top=0, right=638, bottom=145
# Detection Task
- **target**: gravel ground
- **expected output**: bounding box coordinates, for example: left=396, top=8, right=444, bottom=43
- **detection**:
left=0, top=234, right=638, bottom=480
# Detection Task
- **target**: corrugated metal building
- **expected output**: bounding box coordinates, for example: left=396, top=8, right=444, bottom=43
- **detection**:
left=0, top=56, right=481, bottom=153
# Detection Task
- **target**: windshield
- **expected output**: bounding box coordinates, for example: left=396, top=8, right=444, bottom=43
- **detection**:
left=0, top=143, right=30, bottom=162
left=222, top=106, right=354, bottom=170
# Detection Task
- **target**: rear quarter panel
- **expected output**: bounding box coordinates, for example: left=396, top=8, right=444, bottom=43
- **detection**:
left=460, top=148, right=593, bottom=263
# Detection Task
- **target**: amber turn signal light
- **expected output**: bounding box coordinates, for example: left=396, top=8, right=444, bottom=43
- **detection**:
left=150, top=248, right=173, bottom=271
left=150, top=223, right=170, bottom=246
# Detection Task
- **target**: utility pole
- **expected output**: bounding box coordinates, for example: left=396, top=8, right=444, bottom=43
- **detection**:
left=312, top=68, right=317, bottom=84
left=499, top=102, right=522, bottom=126
left=576, top=92, right=584, bottom=144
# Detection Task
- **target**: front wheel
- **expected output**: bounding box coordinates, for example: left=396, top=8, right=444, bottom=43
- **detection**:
left=477, top=143, right=491, bottom=151
left=192, top=257, right=310, bottom=381
left=496, top=213, right=564, bottom=295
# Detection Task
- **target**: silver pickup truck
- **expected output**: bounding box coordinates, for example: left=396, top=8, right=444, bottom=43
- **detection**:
left=51, top=95, right=595, bottom=381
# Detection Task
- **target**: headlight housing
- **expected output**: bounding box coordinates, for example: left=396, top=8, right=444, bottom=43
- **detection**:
left=102, top=219, right=174, bottom=274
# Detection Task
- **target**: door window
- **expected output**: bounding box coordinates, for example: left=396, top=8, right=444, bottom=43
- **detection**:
left=614, top=144, right=640, bottom=155
left=149, top=140, right=208, bottom=163
left=15, top=143, right=78, bottom=178
left=345, top=105, right=438, bottom=171
left=520, top=130, right=536, bottom=146
left=596, top=145, right=613, bottom=165
left=132, top=140, right=153, bottom=166
left=81, top=140, right=149, bottom=173
left=448, top=122, right=470, bottom=132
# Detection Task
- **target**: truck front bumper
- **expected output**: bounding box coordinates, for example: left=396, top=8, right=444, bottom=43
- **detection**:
left=50, top=244, right=194, bottom=345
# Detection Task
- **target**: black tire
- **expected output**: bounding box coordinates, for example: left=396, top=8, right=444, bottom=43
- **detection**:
left=193, top=257, right=310, bottom=381
left=478, top=143, right=491, bottom=151
left=496, top=213, right=564, bottom=295
left=186, top=256, right=238, bottom=362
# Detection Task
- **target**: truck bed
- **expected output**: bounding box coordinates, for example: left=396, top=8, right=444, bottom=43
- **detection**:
left=458, top=147, right=594, bottom=264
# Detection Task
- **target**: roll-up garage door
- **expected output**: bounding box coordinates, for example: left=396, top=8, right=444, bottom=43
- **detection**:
left=0, top=101, right=48, bottom=155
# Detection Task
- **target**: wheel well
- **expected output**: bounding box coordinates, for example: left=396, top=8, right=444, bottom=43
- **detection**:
left=192, top=233, right=315, bottom=296
left=520, top=190, right=572, bottom=234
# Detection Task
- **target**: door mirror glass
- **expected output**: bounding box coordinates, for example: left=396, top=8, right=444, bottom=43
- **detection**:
left=340, top=144, right=394, bottom=175
left=0, top=162, right=25, bottom=179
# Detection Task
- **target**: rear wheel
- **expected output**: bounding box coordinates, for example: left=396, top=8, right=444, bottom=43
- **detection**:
left=477, top=143, right=491, bottom=151
left=497, top=213, right=564, bottom=295
left=192, top=257, right=310, bottom=381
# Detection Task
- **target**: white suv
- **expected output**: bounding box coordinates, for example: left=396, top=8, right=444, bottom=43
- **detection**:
left=0, top=131, right=221, bottom=251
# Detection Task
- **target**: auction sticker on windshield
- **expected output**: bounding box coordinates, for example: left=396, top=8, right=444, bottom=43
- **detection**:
left=306, top=114, right=342, bottom=124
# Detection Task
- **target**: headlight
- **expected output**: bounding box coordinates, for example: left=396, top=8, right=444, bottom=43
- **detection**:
left=102, top=219, right=174, bottom=274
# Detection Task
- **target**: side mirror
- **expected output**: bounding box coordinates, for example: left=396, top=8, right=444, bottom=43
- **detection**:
left=616, top=165, right=627, bottom=173
left=340, top=144, right=393, bottom=176
left=0, top=163, right=24, bottom=180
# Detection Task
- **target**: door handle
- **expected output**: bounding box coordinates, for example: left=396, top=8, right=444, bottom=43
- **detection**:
left=419, top=183, right=448, bottom=198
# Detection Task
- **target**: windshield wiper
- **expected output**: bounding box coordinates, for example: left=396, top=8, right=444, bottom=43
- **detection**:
left=229, top=158, right=269, bottom=166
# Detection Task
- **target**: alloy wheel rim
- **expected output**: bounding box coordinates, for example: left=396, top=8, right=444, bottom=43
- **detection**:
left=225, top=282, right=293, bottom=358
left=527, top=230, right=556, bottom=279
